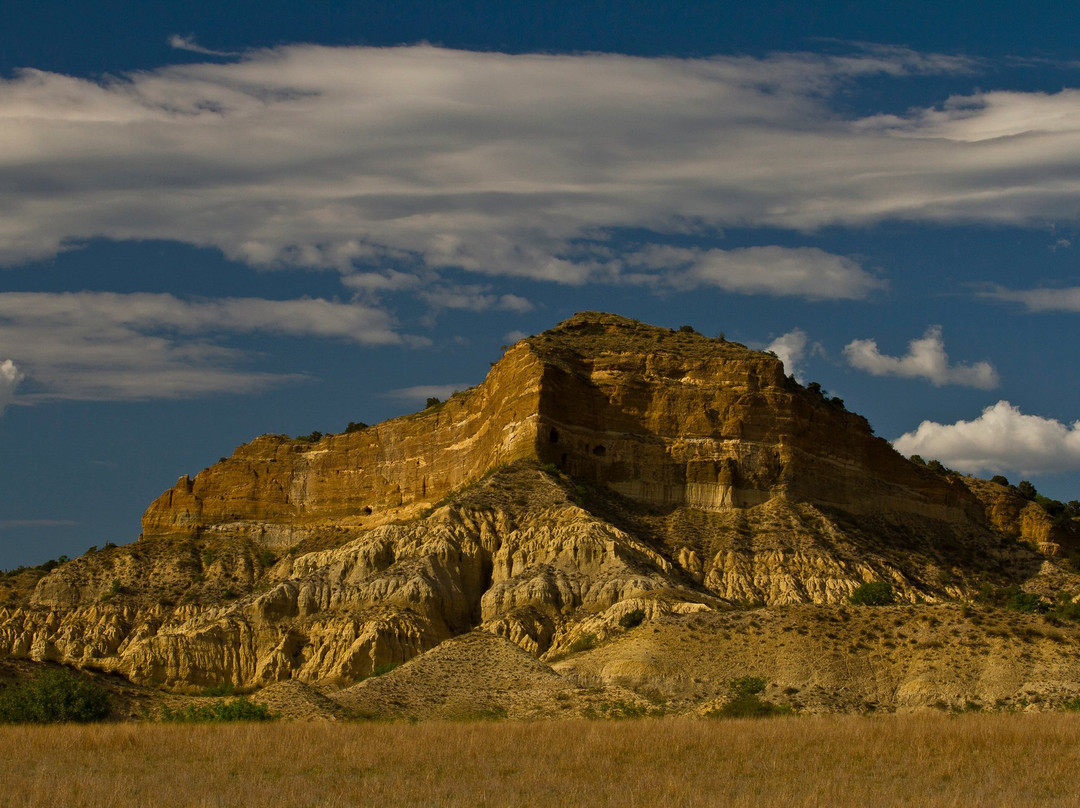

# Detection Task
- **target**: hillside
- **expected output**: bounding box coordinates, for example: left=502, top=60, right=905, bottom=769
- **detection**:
left=2, top=311, right=1080, bottom=716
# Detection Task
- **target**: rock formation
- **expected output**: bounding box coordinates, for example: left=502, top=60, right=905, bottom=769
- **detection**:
left=2, top=311, right=1078, bottom=712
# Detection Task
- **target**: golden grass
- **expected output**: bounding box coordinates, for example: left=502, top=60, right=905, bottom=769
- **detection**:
left=1, top=714, right=1078, bottom=807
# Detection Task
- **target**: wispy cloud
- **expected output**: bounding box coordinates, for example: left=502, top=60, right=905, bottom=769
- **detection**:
left=844, top=326, right=999, bottom=388
left=382, top=384, right=472, bottom=403
left=167, top=34, right=239, bottom=57
left=0, top=292, right=418, bottom=401
left=0, top=43, right=1031, bottom=301
left=979, top=284, right=1080, bottom=312
left=0, top=359, right=23, bottom=415
left=624, top=246, right=884, bottom=299
left=893, top=401, right=1080, bottom=476
left=418, top=284, right=534, bottom=313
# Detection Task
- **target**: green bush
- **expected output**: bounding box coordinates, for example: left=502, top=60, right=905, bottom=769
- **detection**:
left=160, top=696, right=276, bottom=723
left=0, top=668, right=111, bottom=724
left=729, top=676, right=767, bottom=698
left=1002, top=585, right=1045, bottom=614
left=706, top=676, right=792, bottom=719
left=370, top=662, right=401, bottom=678
left=619, top=609, right=646, bottom=629
left=849, top=581, right=896, bottom=606
left=569, top=632, right=597, bottom=653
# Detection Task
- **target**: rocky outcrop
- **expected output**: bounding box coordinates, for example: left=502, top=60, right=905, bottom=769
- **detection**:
left=1, top=312, right=1076, bottom=693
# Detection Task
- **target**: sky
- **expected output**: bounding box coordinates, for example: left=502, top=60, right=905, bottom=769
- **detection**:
left=4, top=1, right=1080, bottom=568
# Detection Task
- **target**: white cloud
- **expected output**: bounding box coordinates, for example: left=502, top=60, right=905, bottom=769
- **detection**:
left=843, top=326, right=999, bottom=389
left=765, top=329, right=813, bottom=380
left=0, top=292, right=415, bottom=401
left=625, top=246, right=883, bottom=299
left=418, top=285, right=534, bottom=313
left=893, top=401, right=1080, bottom=475
left=979, top=285, right=1080, bottom=312
left=0, top=359, right=24, bottom=415
left=383, top=384, right=471, bottom=403
left=0, top=43, right=1047, bottom=299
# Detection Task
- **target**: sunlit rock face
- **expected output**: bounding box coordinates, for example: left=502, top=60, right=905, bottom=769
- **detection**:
left=141, top=311, right=979, bottom=547
left=3, top=312, right=1075, bottom=690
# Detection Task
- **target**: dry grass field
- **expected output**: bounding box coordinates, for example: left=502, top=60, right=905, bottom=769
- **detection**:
left=1, top=714, right=1078, bottom=807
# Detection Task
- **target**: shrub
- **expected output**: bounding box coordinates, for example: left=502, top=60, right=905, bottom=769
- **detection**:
left=729, top=676, right=767, bottom=698
left=257, top=548, right=277, bottom=568
left=991, top=475, right=1010, bottom=487
left=0, top=668, right=111, bottom=724
left=425, top=397, right=441, bottom=409
left=160, top=696, right=276, bottom=723
left=344, top=421, right=368, bottom=434
left=707, top=676, right=792, bottom=719
left=569, top=632, right=597, bottom=653
left=1018, top=480, right=1038, bottom=500
left=1002, top=585, right=1045, bottom=614
left=850, top=581, right=896, bottom=606
left=1051, top=594, right=1080, bottom=622
left=619, top=609, right=646, bottom=630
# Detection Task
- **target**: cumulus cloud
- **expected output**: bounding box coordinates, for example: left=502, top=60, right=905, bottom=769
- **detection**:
left=893, top=401, right=1080, bottom=475
left=765, top=329, right=816, bottom=380
left=0, top=43, right=1051, bottom=299
left=979, top=285, right=1080, bottom=312
left=0, top=359, right=24, bottom=415
left=843, top=326, right=999, bottom=389
left=383, top=384, right=471, bottom=403
left=0, top=292, right=415, bottom=401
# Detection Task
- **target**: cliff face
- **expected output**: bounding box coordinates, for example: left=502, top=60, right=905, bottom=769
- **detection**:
left=142, top=312, right=977, bottom=546
left=2, top=312, right=1076, bottom=694
left=141, top=343, right=546, bottom=544
left=528, top=314, right=977, bottom=521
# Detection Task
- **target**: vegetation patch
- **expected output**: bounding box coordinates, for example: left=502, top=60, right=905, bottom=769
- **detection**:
left=849, top=582, right=896, bottom=606
left=0, top=668, right=110, bottom=724
left=569, top=632, right=598, bottom=653
left=706, top=676, right=793, bottom=719
left=160, top=696, right=276, bottom=723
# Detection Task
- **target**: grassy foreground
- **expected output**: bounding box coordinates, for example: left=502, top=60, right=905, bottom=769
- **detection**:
left=1, top=714, right=1078, bottom=807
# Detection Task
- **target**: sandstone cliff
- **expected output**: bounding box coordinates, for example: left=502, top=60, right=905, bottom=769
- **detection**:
left=2, top=312, right=1077, bottom=705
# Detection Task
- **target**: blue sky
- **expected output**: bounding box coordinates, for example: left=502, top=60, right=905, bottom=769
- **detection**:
left=4, top=1, right=1080, bottom=568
